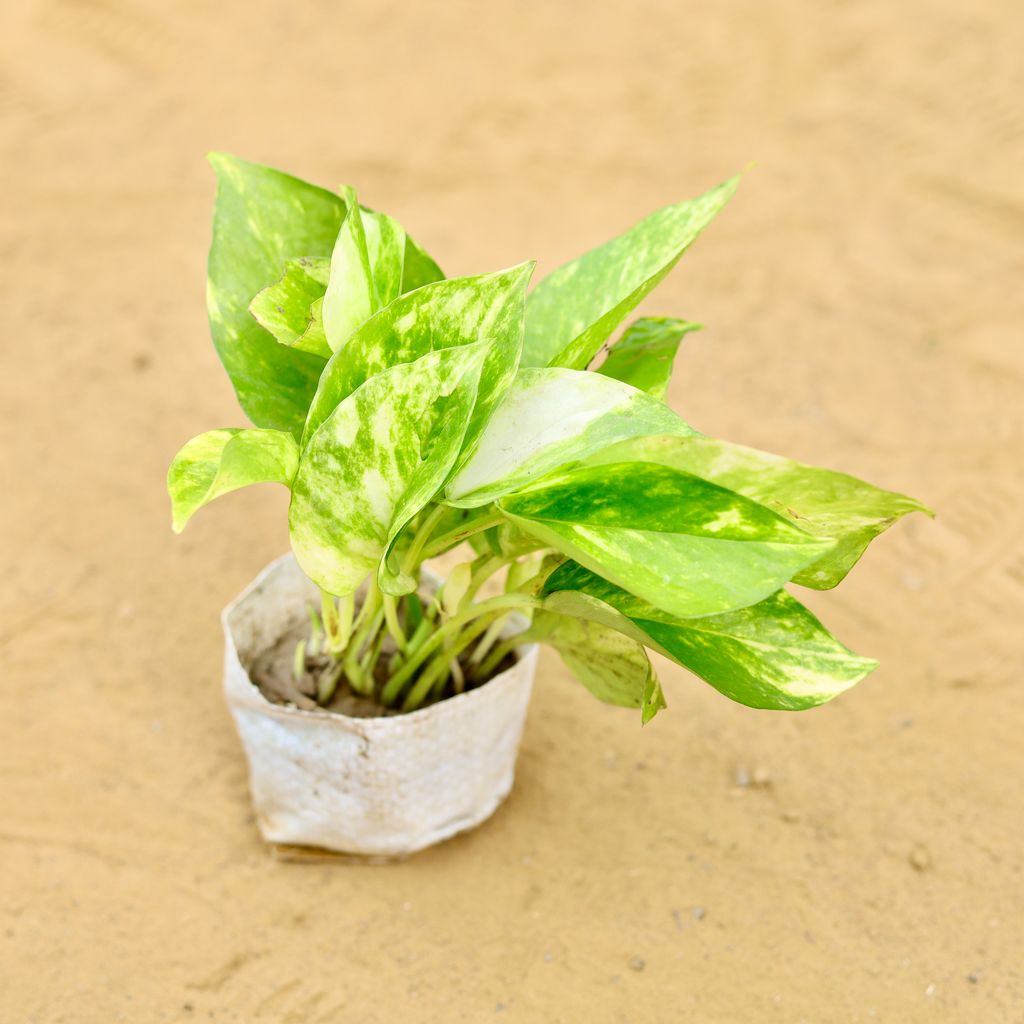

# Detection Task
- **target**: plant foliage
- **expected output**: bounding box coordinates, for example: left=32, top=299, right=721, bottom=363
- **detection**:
left=169, top=154, right=930, bottom=718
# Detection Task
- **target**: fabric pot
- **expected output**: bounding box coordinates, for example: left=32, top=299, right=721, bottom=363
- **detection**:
left=221, top=553, right=537, bottom=858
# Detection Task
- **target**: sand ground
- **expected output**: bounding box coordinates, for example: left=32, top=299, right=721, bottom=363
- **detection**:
left=2, top=1, right=1022, bottom=1021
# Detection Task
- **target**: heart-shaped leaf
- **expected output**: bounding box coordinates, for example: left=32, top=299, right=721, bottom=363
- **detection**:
left=207, top=154, right=346, bottom=435
left=578, top=434, right=932, bottom=589
left=445, top=368, right=694, bottom=507
left=289, top=345, right=488, bottom=597
left=523, top=177, right=738, bottom=370
left=167, top=428, right=299, bottom=532
left=499, top=461, right=834, bottom=618
left=544, top=563, right=878, bottom=710
left=522, top=608, right=664, bottom=723
left=304, top=264, right=533, bottom=453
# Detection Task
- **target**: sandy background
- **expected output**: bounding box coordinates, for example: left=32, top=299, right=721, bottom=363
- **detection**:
left=2, top=1, right=1022, bottom=1020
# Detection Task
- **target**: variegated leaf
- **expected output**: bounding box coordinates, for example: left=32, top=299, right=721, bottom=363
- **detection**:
left=289, top=345, right=488, bottom=597
left=207, top=154, right=345, bottom=435
left=361, top=206, right=406, bottom=309
left=523, top=609, right=665, bottom=722
left=303, top=264, right=534, bottom=453
left=579, top=434, right=932, bottom=589
left=248, top=257, right=332, bottom=358
left=322, top=187, right=392, bottom=352
left=523, top=177, right=739, bottom=370
left=498, top=461, right=834, bottom=619
left=445, top=368, right=694, bottom=507
left=544, top=563, right=878, bottom=710
left=597, top=317, right=701, bottom=399
left=167, top=428, right=299, bottom=532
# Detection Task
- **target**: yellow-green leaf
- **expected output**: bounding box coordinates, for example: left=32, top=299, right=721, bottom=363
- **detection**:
left=167, top=428, right=299, bottom=532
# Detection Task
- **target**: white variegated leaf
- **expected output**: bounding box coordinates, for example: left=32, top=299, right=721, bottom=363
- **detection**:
left=445, top=368, right=694, bottom=507
left=288, top=345, right=488, bottom=597
left=544, top=564, right=878, bottom=710
left=304, top=264, right=533, bottom=453
left=578, top=434, right=932, bottom=589
left=499, top=460, right=835, bottom=618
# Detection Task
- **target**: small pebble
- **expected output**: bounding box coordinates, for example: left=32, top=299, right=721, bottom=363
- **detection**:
left=735, top=765, right=771, bottom=788
left=692, top=906, right=706, bottom=921
left=909, top=845, right=932, bottom=872
left=967, top=973, right=979, bottom=984
left=542, top=952, right=553, bottom=963
left=628, top=956, right=646, bottom=972
left=925, top=983, right=936, bottom=998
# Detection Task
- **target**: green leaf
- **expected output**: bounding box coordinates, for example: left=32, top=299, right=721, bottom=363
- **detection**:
left=401, top=233, right=445, bottom=292
left=445, top=368, right=695, bottom=507
left=524, top=608, right=663, bottom=721
left=523, top=177, right=739, bottom=369
left=303, top=264, right=534, bottom=452
left=288, top=345, right=488, bottom=597
left=361, top=207, right=406, bottom=309
left=544, top=563, right=878, bottom=710
left=321, top=187, right=393, bottom=352
left=206, top=154, right=347, bottom=435
left=579, top=434, right=932, bottom=589
left=248, top=257, right=332, bottom=358
left=499, top=461, right=834, bottom=619
left=597, top=317, right=701, bottom=399
left=167, top=428, right=299, bottom=533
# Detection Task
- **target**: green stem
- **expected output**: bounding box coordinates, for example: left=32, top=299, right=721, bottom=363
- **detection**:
left=359, top=626, right=386, bottom=693
left=402, top=612, right=504, bottom=711
left=317, top=659, right=346, bottom=704
left=406, top=615, right=432, bottom=653
left=468, top=613, right=510, bottom=666
left=380, top=593, right=541, bottom=707
left=422, top=509, right=505, bottom=559
left=344, top=595, right=382, bottom=693
left=400, top=504, right=449, bottom=578
left=463, top=553, right=515, bottom=605
left=476, top=633, right=525, bottom=680
left=382, top=593, right=407, bottom=651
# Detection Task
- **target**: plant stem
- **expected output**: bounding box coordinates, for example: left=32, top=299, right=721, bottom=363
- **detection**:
left=380, top=593, right=541, bottom=707
left=344, top=584, right=382, bottom=693
left=463, top=553, right=514, bottom=605
left=401, top=611, right=505, bottom=711
left=382, top=593, right=407, bottom=651
left=467, top=613, right=510, bottom=666
left=422, top=508, right=505, bottom=559
left=317, top=658, right=346, bottom=704
left=399, top=503, right=448, bottom=578
left=476, top=634, right=524, bottom=680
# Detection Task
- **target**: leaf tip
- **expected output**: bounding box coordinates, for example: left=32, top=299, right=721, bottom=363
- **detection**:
left=205, top=150, right=232, bottom=175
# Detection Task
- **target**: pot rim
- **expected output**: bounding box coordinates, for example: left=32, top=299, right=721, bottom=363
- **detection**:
left=222, top=552, right=538, bottom=732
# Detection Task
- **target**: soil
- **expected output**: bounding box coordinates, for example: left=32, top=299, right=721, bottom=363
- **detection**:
left=3, top=2, right=1023, bottom=1021
left=249, top=618, right=516, bottom=718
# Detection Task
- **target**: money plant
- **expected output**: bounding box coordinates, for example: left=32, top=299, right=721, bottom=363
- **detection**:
left=168, top=154, right=929, bottom=720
